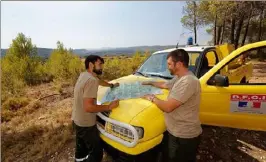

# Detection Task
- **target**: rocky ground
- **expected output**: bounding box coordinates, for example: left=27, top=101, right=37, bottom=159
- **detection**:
left=48, top=125, right=266, bottom=162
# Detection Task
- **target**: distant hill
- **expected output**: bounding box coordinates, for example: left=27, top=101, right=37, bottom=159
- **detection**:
left=1, top=45, right=180, bottom=59
left=1, top=48, right=53, bottom=58
left=82, top=45, right=178, bottom=57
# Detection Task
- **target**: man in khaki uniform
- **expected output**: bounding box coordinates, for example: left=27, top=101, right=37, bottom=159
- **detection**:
left=142, top=49, right=202, bottom=162
left=72, top=55, right=120, bottom=162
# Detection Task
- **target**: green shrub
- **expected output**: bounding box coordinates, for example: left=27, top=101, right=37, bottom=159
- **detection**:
left=1, top=55, right=27, bottom=101
left=46, top=42, right=83, bottom=84
left=1, top=33, right=50, bottom=101
left=102, top=52, right=148, bottom=80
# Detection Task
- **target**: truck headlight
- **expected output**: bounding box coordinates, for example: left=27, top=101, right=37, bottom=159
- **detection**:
left=133, top=126, right=144, bottom=139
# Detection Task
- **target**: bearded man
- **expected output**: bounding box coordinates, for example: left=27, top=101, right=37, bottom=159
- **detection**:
left=71, top=55, right=119, bottom=162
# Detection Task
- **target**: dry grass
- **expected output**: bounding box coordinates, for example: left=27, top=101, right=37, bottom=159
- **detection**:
left=0, top=79, right=114, bottom=162
left=1, top=82, right=74, bottom=162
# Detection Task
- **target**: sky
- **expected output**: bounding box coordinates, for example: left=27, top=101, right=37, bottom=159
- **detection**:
left=1, top=1, right=212, bottom=49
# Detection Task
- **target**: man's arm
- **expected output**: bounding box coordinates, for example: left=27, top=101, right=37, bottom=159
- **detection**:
left=83, top=98, right=119, bottom=113
left=98, top=79, right=119, bottom=88
left=82, top=79, right=119, bottom=113
left=143, top=95, right=182, bottom=113
left=143, top=77, right=196, bottom=113
left=142, top=81, right=169, bottom=89
left=142, top=77, right=176, bottom=89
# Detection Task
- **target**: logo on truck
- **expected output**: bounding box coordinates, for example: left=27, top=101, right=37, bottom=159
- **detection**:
left=230, top=94, right=266, bottom=114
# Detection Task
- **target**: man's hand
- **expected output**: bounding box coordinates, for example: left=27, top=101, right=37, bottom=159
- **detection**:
left=110, top=82, right=119, bottom=88
left=83, top=98, right=119, bottom=113
left=108, top=100, right=119, bottom=110
left=142, top=94, right=155, bottom=102
left=113, top=83, right=120, bottom=88
left=142, top=81, right=152, bottom=85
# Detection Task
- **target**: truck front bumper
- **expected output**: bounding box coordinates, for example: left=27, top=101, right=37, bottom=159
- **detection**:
left=101, top=137, right=162, bottom=162
left=100, top=133, right=163, bottom=155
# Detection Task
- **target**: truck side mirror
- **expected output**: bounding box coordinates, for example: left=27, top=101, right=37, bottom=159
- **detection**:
left=214, top=74, right=229, bottom=87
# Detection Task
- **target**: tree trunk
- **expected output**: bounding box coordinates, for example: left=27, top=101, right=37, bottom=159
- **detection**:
left=214, top=12, right=217, bottom=45
left=193, top=1, right=197, bottom=44
left=220, top=13, right=226, bottom=44
left=230, top=16, right=236, bottom=44
left=261, top=9, right=265, bottom=41
left=241, top=4, right=253, bottom=46
left=257, top=9, right=263, bottom=42
left=258, top=9, right=264, bottom=61
left=217, top=26, right=222, bottom=45
left=234, top=15, right=244, bottom=49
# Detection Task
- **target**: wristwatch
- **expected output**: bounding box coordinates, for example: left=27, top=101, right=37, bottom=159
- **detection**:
left=150, top=95, right=155, bottom=102
left=110, top=83, right=114, bottom=88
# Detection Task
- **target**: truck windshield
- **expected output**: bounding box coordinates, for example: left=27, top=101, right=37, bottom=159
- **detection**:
left=136, top=52, right=201, bottom=80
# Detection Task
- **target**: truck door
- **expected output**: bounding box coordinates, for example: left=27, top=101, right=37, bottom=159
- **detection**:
left=195, top=47, right=219, bottom=78
left=199, top=41, right=266, bottom=131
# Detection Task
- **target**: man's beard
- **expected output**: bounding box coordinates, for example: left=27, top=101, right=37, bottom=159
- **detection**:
left=93, top=67, right=103, bottom=75
left=169, top=69, right=174, bottom=75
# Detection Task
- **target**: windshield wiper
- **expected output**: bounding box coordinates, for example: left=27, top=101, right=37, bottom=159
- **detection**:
left=148, top=74, right=173, bottom=80
left=135, top=71, right=147, bottom=77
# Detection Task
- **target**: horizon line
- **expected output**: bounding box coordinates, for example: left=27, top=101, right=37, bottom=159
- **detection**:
left=1, top=44, right=209, bottom=50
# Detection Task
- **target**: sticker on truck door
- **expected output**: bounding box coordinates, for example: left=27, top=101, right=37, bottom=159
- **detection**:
left=230, top=94, right=266, bottom=114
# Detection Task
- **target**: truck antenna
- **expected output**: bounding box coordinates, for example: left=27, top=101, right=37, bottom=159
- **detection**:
left=176, top=28, right=193, bottom=48
left=176, top=42, right=179, bottom=48
left=176, top=32, right=185, bottom=49
left=176, top=27, right=185, bottom=49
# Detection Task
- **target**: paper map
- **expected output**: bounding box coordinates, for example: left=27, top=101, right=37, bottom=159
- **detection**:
left=100, top=81, right=163, bottom=104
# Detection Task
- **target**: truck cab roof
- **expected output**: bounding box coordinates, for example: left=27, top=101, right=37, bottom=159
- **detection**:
left=153, top=45, right=214, bottom=55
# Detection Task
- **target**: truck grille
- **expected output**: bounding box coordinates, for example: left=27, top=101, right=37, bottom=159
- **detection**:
left=105, top=122, right=134, bottom=142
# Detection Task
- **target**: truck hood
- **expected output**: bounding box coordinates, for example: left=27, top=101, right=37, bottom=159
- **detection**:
left=97, top=74, right=168, bottom=123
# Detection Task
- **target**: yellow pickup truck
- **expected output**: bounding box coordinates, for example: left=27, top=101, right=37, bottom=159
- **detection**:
left=96, top=41, right=266, bottom=162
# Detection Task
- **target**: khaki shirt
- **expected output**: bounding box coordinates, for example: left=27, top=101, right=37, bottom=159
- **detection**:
left=164, top=71, right=202, bottom=138
left=71, top=72, right=99, bottom=127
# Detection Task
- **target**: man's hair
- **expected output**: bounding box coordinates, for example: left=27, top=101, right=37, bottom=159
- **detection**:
left=85, top=55, right=104, bottom=69
left=167, top=49, right=189, bottom=68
